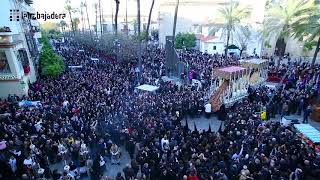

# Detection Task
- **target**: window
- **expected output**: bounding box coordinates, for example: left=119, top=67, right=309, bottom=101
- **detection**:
left=213, top=46, right=216, bottom=50
left=18, top=49, right=29, bottom=65
left=14, top=50, right=24, bottom=73
left=0, top=51, right=11, bottom=74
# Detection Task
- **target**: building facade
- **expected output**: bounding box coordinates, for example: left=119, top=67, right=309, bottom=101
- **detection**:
left=158, top=0, right=267, bottom=56
left=0, top=0, right=41, bottom=98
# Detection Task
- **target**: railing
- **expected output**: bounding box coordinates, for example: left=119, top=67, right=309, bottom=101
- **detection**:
left=0, top=32, right=13, bottom=44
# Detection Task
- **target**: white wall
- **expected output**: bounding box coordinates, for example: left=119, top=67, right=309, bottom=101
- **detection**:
left=200, top=41, right=224, bottom=54
left=0, top=0, right=39, bottom=97
left=0, top=79, right=29, bottom=98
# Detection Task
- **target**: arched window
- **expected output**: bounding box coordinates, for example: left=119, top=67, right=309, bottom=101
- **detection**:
left=0, top=50, right=11, bottom=73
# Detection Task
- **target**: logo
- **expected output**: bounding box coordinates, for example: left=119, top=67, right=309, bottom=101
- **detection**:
left=9, top=9, right=66, bottom=21
left=10, top=9, right=20, bottom=21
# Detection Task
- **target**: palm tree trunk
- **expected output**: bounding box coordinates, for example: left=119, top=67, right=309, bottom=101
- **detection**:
left=312, top=36, right=320, bottom=66
left=225, top=29, right=230, bottom=59
left=275, top=38, right=286, bottom=66
left=80, top=7, right=84, bottom=34
left=111, top=0, right=114, bottom=32
left=99, top=0, right=103, bottom=35
left=95, top=5, right=98, bottom=36
left=126, top=0, right=128, bottom=35
left=115, top=0, right=120, bottom=36
left=172, top=0, right=180, bottom=46
left=145, top=0, right=155, bottom=40
left=68, top=11, right=74, bottom=35
left=85, top=0, right=92, bottom=37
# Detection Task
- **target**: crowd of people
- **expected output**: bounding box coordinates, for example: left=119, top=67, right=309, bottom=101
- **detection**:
left=0, top=37, right=320, bottom=180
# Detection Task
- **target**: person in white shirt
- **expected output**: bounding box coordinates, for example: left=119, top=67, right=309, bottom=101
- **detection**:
left=161, top=135, right=169, bottom=152
left=205, top=103, right=212, bottom=118
left=63, top=100, right=69, bottom=108
left=8, top=156, right=17, bottom=174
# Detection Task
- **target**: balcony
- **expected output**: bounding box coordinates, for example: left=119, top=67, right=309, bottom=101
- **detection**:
left=0, top=32, right=13, bottom=44
left=0, top=29, right=23, bottom=48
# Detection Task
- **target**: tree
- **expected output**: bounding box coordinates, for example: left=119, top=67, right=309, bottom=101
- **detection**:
left=175, top=32, right=196, bottom=49
left=145, top=0, right=155, bottom=40
left=292, top=10, right=319, bottom=66
left=84, top=0, right=92, bottom=36
left=172, top=0, right=180, bottom=46
left=94, top=3, right=98, bottom=36
left=133, top=19, right=137, bottom=35
left=40, top=35, right=64, bottom=77
left=41, top=22, right=59, bottom=32
left=72, top=18, right=80, bottom=32
left=114, top=0, right=120, bottom=35
left=80, top=1, right=85, bottom=33
left=263, top=0, right=314, bottom=57
left=59, top=20, right=67, bottom=33
left=217, top=1, right=251, bottom=58
left=64, top=0, right=77, bottom=35
left=98, top=0, right=103, bottom=35
left=235, top=25, right=251, bottom=57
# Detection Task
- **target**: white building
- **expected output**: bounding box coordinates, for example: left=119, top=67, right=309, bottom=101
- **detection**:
left=194, top=24, right=225, bottom=54
left=158, top=0, right=267, bottom=56
left=0, top=0, right=41, bottom=98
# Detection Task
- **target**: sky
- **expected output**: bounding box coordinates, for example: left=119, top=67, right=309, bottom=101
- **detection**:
left=32, top=0, right=160, bottom=23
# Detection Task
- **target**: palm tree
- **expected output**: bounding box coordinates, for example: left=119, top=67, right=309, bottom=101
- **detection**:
left=98, top=0, right=103, bottom=35
left=172, top=0, right=179, bottom=46
left=59, top=20, right=67, bottom=33
left=84, top=0, right=92, bottom=36
left=218, top=1, right=251, bottom=58
left=94, top=3, right=98, bottom=36
left=114, top=0, right=120, bottom=35
left=235, top=25, right=251, bottom=57
left=125, top=0, right=128, bottom=35
left=263, top=0, right=314, bottom=57
left=64, top=0, right=77, bottom=35
left=73, top=18, right=80, bottom=32
left=80, top=1, right=85, bottom=33
left=145, top=0, right=155, bottom=40
left=293, top=13, right=320, bottom=66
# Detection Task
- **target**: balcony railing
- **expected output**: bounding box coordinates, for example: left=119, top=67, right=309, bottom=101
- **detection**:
left=0, top=32, right=13, bottom=44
